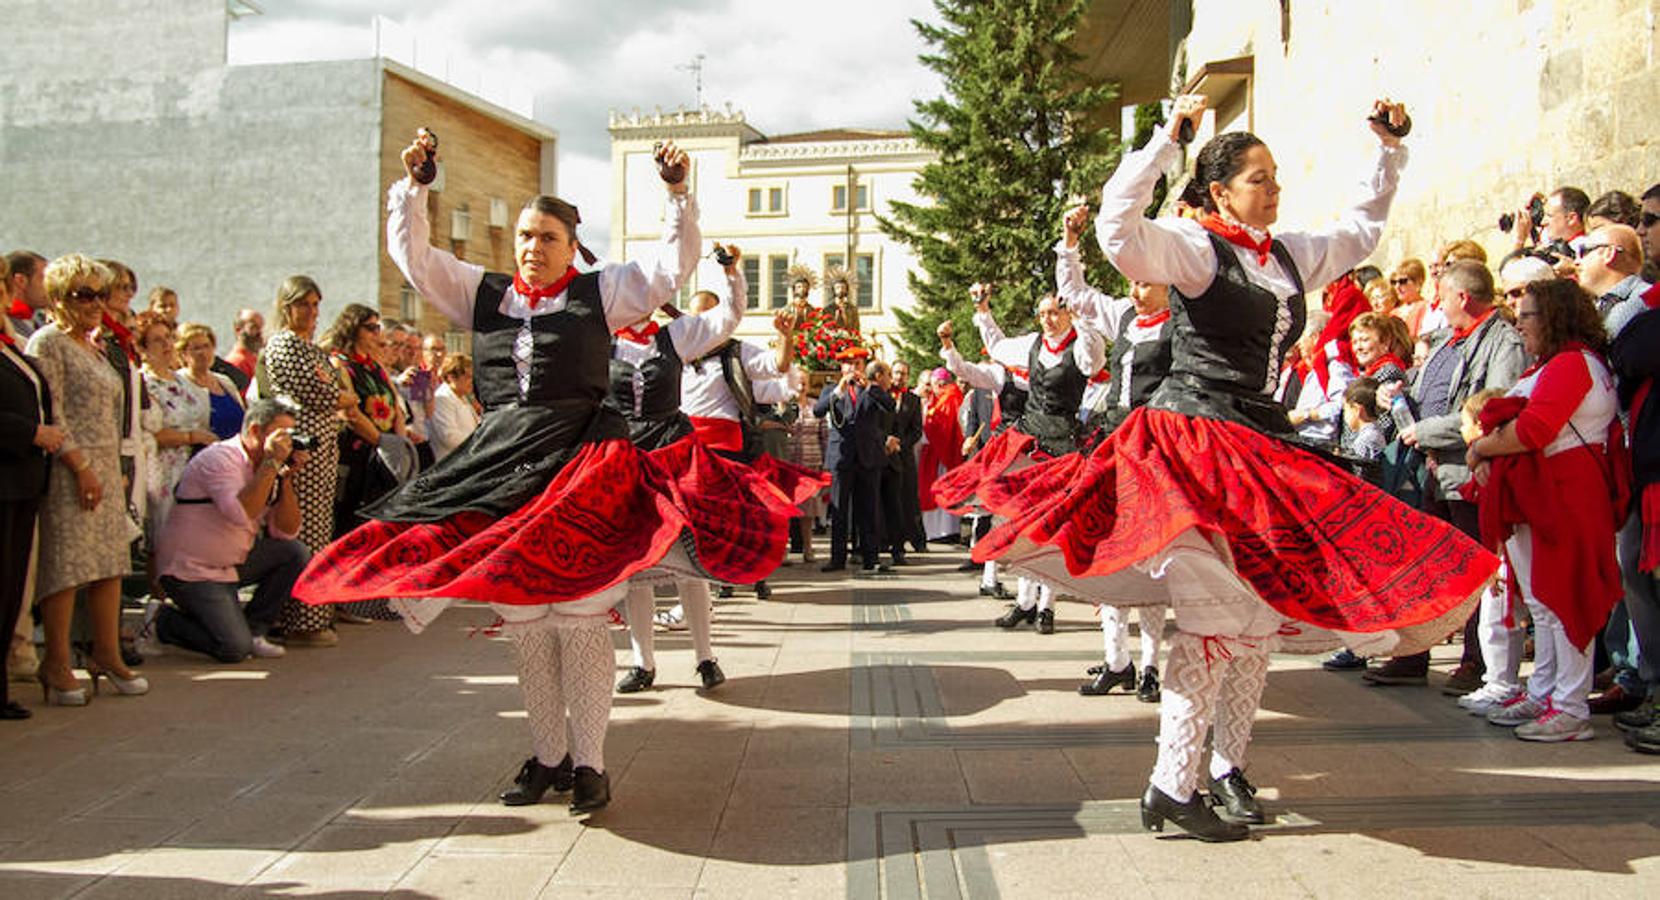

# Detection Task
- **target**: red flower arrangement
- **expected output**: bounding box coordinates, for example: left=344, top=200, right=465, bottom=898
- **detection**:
left=792, top=306, right=871, bottom=372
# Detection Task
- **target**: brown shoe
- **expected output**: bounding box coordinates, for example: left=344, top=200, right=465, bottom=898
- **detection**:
left=1589, top=684, right=1644, bottom=715
left=1440, top=661, right=1486, bottom=696
left=282, top=628, right=339, bottom=649
left=1363, top=658, right=1428, bottom=686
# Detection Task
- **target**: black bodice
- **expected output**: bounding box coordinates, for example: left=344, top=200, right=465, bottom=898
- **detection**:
left=1016, top=331, right=1088, bottom=455
left=1095, top=314, right=1173, bottom=434
left=607, top=328, right=694, bottom=450
left=1147, top=232, right=1305, bottom=436
left=471, top=271, right=612, bottom=412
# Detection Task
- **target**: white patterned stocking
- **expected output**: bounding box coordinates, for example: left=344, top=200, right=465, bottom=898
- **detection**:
left=556, top=619, right=614, bottom=772
left=511, top=628, right=567, bottom=767
left=1149, top=631, right=1226, bottom=802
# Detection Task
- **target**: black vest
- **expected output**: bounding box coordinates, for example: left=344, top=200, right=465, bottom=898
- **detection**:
left=607, top=328, right=693, bottom=449
left=1017, top=330, right=1088, bottom=454
left=1148, top=232, right=1305, bottom=436
left=1108, top=313, right=1174, bottom=413
left=470, top=271, right=610, bottom=412
left=993, top=376, right=1027, bottom=435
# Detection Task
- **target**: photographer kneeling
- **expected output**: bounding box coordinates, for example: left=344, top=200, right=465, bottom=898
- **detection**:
left=147, top=398, right=312, bottom=662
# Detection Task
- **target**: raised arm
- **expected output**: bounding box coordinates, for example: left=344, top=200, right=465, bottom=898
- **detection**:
left=601, top=142, right=702, bottom=331
left=1093, top=128, right=1217, bottom=297
left=670, top=250, right=745, bottom=362
left=937, top=317, right=1007, bottom=392
left=1278, top=145, right=1409, bottom=293
left=387, top=134, right=485, bottom=327
left=1056, top=207, right=1134, bottom=335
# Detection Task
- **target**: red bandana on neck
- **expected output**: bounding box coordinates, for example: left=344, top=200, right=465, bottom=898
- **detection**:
left=349, top=351, right=378, bottom=368
left=1199, top=212, right=1274, bottom=265
left=0, top=331, right=15, bottom=349
left=101, top=313, right=136, bottom=362
left=1042, top=328, right=1077, bottom=354
left=1451, top=307, right=1497, bottom=344
left=1363, top=354, right=1407, bottom=378
left=615, top=321, right=660, bottom=345
left=1134, top=309, right=1171, bottom=329
left=7, top=299, right=33, bottom=321
left=514, top=267, right=581, bottom=310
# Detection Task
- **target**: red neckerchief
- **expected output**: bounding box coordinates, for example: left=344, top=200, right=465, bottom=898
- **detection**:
left=616, top=321, right=659, bottom=345
left=1643, top=282, right=1660, bottom=310
left=1450, top=307, right=1498, bottom=344
left=891, top=387, right=905, bottom=400
left=514, top=266, right=580, bottom=310
left=101, top=313, right=137, bottom=362
left=1134, top=309, right=1171, bottom=329
left=1364, top=354, right=1407, bottom=377
left=0, top=332, right=15, bottom=349
left=1042, top=328, right=1077, bottom=354
left=1520, top=340, right=1592, bottom=379
left=7, top=299, right=33, bottom=321
left=1088, top=368, right=1111, bottom=384
left=1199, top=212, right=1273, bottom=265
left=1006, top=365, right=1030, bottom=382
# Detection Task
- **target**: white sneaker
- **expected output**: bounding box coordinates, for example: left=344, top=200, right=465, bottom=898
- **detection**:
left=1514, top=708, right=1595, bottom=742
left=1486, top=694, right=1549, bottom=727
left=132, top=626, right=168, bottom=658
left=250, top=636, right=287, bottom=659
left=1458, top=684, right=1521, bottom=715
left=654, top=606, right=687, bottom=631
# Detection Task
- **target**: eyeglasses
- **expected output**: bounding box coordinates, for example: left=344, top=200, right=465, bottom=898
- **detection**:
left=1503, top=286, right=1528, bottom=300
left=361, top=321, right=382, bottom=332
left=1642, top=212, right=1659, bottom=228
left=1576, top=242, right=1610, bottom=259
left=1389, top=277, right=1412, bottom=286
left=65, top=287, right=110, bottom=304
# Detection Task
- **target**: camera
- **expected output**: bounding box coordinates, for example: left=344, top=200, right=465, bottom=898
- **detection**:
left=1499, top=196, right=1545, bottom=234
left=711, top=243, right=736, bottom=266
left=290, top=433, right=317, bottom=453
left=412, top=128, right=438, bottom=186
left=1366, top=111, right=1412, bottom=138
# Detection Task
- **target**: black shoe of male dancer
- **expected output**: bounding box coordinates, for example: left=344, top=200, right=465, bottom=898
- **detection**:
left=570, top=766, right=610, bottom=813
left=821, top=561, right=847, bottom=573
left=755, top=580, right=772, bottom=600
left=978, top=582, right=1013, bottom=600
left=1208, top=768, right=1265, bottom=824
left=956, top=560, right=981, bottom=572
left=1079, top=663, right=1136, bottom=695
left=717, top=585, right=736, bottom=599
left=1036, top=609, right=1055, bottom=634
left=1140, top=784, right=1248, bottom=842
left=1137, top=666, right=1161, bottom=703
left=499, top=754, right=574, bottom=806
left=616, top=667, right=655, bottom=694
left=696, top=659, right=726, bottom=690
left=994, top=605, right=1036, bottom=629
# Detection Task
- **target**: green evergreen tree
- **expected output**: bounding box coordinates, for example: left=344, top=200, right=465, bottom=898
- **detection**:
left=880, top=0, right=1124, bottom=367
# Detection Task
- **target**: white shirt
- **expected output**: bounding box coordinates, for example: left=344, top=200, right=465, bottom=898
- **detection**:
left=613, top=267, right=745, bottom=418
left=428, top=382, right=480, bottom=462
left=942, top=310, right=1106, bottom=395
left=387, top=178, right=701, bottom=399
left=681, top=324, right=798, bottom=422
left=1054, top=240, right=1136, bottom=337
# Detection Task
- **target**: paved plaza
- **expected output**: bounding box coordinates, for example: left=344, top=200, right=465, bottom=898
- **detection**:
left=1, top=547, right=1657, bottom=898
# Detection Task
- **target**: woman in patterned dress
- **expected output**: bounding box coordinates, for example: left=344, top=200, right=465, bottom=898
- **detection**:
left=26, top=255, right=146, bottom=704
left=136, top=312, right=217, bottom=550
left=256, top=276, right=348, bottom=647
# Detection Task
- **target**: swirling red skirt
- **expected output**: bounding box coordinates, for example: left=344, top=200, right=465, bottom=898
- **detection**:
left=969, top=407, right=1497, bottom=656
left=294, top=436, right=806, bottom=608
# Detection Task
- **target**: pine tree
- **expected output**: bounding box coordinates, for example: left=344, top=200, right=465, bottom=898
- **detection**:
left=880, top=0, right=1123, bottom=366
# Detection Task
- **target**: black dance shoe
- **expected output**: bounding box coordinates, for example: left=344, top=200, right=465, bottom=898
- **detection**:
left=1, top=700, right=31, bottom=720
left=955, top=560, right=982, bottom=572
left=1140, top=784, right=1249, bottom=842
left=1137, top=666, right=1161, bottom=703
left=1209, top=768, right=1265, bottom=824
left=696, top=659, right=726, bottom=691
left=499, top=754, right=573, bottom=806
left=978, top=582, right=1014, bottom=600
left=755, top=581, right=772, bottom=600
left=1036, top=609, right=1055, bottom=634
left=717, top=585, right=736, bottom=598
left=570, top=766, right=610, bottom=813
left=994, top=605, right=1036, bottom=629
left=616, top=667, right=656, bottom=694
left=1079, top=663, right=1136, bottom=696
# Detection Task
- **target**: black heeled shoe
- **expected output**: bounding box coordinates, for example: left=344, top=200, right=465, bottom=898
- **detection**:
left=1036, top=609, right=1055, bottom=634
left=755, top=581, right=772, bottom=600
left=499, top=754, right=573, bottom=806
left=570, top=766, right=610, bottom=813
left=616, top=667, right=656, bottom=694
left=1079, top=663, right=1136, bottom=696
left=696, top=659, right=726, bottom=691
left=978, top=582, right=1013, bottom=599
left=1140, top=784, right=1249, bottom=842
left=994, top=605, right=1036, bottom=629
left=1209, top=768, right=1265, bottom=824
left=1137, top=666, right=1161, bottom=703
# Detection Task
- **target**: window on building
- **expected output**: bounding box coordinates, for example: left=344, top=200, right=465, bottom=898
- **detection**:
left=742, top=257, right=761, bottom=309
left=399, top=285, right=421, bottom=322
left=831, top=182, right=871, bottom=213
left=748, top=188, right=763, bottom=214
left=768, top=255, right=790, bottom=308
left=746, top=185, right=787, bottom=216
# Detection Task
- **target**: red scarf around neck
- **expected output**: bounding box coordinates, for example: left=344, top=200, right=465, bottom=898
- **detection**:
left=615, top=321, right=660, bottom=345
left=1451, top=307, right=1498, bottom=344
left=1363, top=353, right=1407, bottom=378
left=514, top=266, right=581, bottom=310
left=1042, top=328, right=1078, bottom=354
left=1134, top=309, right=1171, bottom=329
left=7, top=299, right=33, bottom=321
left=101, top=312, right=136, bottom=362
left=1199, top=212, right=1274, bottom=265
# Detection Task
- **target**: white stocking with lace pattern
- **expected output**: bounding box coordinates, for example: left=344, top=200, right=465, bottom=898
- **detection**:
left=511, top=628, right=566, bottom=767
left=1099, top=605, right=1130, bottom=671
left=556, top=619, right=615, bottom=773
left=1209, top=639, right=1269, bottom=780
left=1149, top=631, right=1226, bottom=802
left=1138, top=604, right=1168, bottom=671
left=681, top=580, right=715, bottom=663
left=625, top=583, right=656, bottom=671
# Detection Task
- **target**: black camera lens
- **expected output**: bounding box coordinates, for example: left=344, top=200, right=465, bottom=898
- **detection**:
left=290, top=434, right=316, bottom=452
left=1498, top=212, right=1515, bottom=232
left=713, top=245, right=735, bottom=266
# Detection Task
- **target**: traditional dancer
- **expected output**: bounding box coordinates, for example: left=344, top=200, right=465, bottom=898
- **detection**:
left=973, top=97, right=1495, bottom=841
left=1054, top=204, right=1173, bottom=700
left=934, top=283, right=1104, bottom=634
left=294, top=135, right=766, bottom=814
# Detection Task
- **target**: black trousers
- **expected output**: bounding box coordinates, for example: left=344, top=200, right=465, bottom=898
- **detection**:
left=0, top=499, right=40, bottom=708
left=1390, top=496, right=1483, bottom=671
left=830, top=465, right=883, bottom=567
left=880, top=465, right=908, bottom=562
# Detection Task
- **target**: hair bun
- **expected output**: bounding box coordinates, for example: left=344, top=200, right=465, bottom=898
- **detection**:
left=1177, top=178, right=1208, bottom=210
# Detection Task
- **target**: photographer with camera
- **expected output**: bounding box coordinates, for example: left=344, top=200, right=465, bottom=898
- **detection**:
left=142, top=398, right=312, bottom=662
left=1504, top=187, right=1591, bottom=272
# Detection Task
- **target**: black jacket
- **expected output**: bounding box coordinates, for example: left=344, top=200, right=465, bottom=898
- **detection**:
left=887, top=389, right=922, bottom=472
left=850, top=386, right=896, bottom=470
left=1612, top=305, right=1660, bottom=492
left=0, top=346, right=53, bottom=502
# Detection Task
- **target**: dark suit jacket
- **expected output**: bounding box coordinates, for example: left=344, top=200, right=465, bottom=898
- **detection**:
left=213, top=356, right=252, bottom=395
left=0, top=346, right=53, bottom=502
left=813, top=382, right=858, bottom=472
left=850, top=386, right=895, bottom=470
left=887, top=390, right=922, bottom=472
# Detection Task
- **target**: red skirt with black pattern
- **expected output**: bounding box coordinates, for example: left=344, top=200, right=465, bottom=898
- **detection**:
left=971, top=407, right=1497, bottom=655
left=931, top=428, right=1050, bottom=516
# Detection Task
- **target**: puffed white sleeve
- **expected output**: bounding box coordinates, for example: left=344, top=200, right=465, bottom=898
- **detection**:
left=600, top=193, right=703, bottom=332
left=386, top=178, right=485, bottom=328
left=1054, top=240, right=1133, bottom=335
left=739, top=336, right=787, bottom=381
left=1093, top=130, right=1217, bottom=298
left=1071, top=321, right=1107, bottom=378
left=670, top=264, right=744, bottom=361
left=751, top=375, right=794, bottom=405
left=939, top=346, right=1005, bottom=392
left=1276, top=144, right=1410, bottom=293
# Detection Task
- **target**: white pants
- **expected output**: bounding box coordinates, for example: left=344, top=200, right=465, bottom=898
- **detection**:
left=625, top=580, right=715, bottom=671
left=1014, top=577, right=1054, bottom=612
left=1100, top=603, right=1168, bottom=671
left=1476, top=557, right=1525, bottom=693
left=1509, top=527, right=1593, bottom=720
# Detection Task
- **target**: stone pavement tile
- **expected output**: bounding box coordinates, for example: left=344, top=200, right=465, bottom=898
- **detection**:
left=109, top=846, right=283, bottom=883
left=1266, top=828, right=1580, bottom=894
left=390, top=849, right=562, bottom=897
left=1524, top=823, right=1660, bottom=874
left=980, top=833, right=1148, bottom=896
left=693, top=859, right=844, bottom=898
left=725, top=764, right=848, bottom=808
left=342, top=776, right=495, bottom=825
left=87, top=773, right=261, bottom=823
left=75, top=874, right=255, bottom=900
left=1458, top=868, right=1660, bottom=898
left=1245, top=745, right=1463, bottom=800
left=741, top=729, right=847, bottom=769
left=0, top=783, right=120, bottom=841
left=708, top=806, right=846, bottom=865
left=255, top=822, right=443, bottom=888
left=179, top=738, right=320, bottom=781
left=437, top=804, right=586, bottom=855
left=958, top=748, right=1092, bottom=804
left=244, top=757, right=417, bottom=802
left=546, top=887, right=693, bottom=900
left=547, top=828, right=712, bottom=889
left=620, top=747, right=745, bottom=788
left=0, top=873, right=98, bottom=900
left=849, top=748, right=968, bottom=805
left=166, top=794, right=355, bottom=850
left=1063, top=744, right=1160, bottom=801
left=1117, top=828, right=1300, bottom=884
left=589, top=780, right=733, bottom=833
left=0, top=815, right=180, bottom=876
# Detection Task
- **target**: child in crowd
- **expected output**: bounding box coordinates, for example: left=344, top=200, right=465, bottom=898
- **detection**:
left=1340, top=377, right=1387, bottom=460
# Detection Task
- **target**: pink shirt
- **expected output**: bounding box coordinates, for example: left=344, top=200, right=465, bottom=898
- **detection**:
left=155, top=437, right=297, bottom=582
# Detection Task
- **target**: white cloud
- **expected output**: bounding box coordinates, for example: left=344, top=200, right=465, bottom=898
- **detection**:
left=228, top=0, right=943, bottom=256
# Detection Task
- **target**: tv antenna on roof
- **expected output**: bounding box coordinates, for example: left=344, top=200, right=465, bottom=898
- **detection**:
left=677, top=53, right=707, bottom=108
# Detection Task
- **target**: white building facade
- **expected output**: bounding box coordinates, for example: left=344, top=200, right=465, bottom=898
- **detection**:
left=608, top=108, right=936, bottom=353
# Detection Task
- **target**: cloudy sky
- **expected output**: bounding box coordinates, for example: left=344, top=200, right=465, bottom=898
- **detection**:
left=228, top=0, right=946, bottom=256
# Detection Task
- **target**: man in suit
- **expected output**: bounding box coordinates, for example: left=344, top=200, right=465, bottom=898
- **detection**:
left=849, top=361, right=896, bottom=574
left=883, top=361, right=924, bottom=563
left=813, top=348, right=867, bottom=571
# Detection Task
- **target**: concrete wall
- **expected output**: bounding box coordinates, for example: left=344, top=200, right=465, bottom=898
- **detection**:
left=1179, top=0, right=1660, bottom=273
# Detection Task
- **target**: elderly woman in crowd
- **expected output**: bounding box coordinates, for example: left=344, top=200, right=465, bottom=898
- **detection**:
left=785, top=376, right=829, bottom=563
left=1363, top=277, right=1399, bottom=318
left=428, top=353, right=479, bottom=462
left=257, top=275, right=347, bottom=648
left=1470, top=279, right=1623, bottom=742
left=25, top=254, right=146, bottom=704
left=0, top=282, right=63, bottom=719
left=1389, top=258, right=1430, bottom=337
left=135, top=312, right=217, bottom=559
